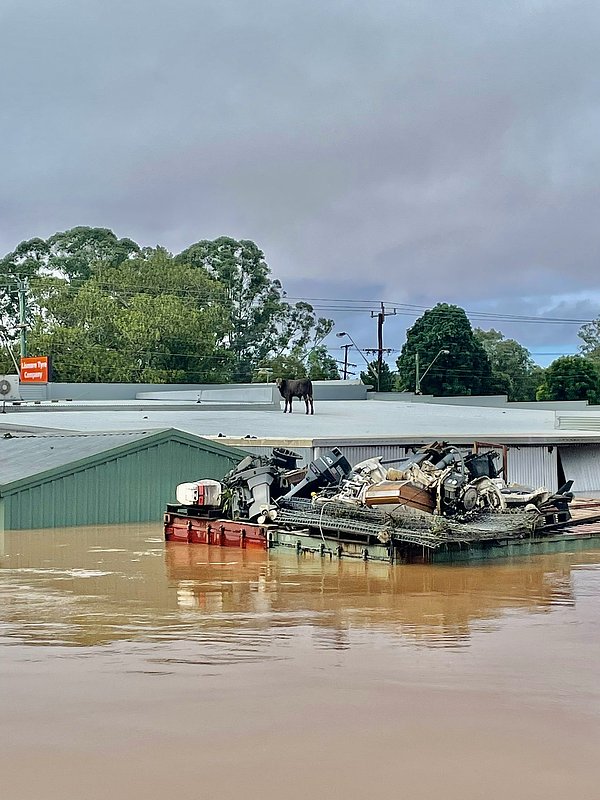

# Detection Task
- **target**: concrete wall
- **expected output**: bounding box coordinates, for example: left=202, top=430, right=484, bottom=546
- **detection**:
left=509, top=401, right=593, bottom=410
left=136, top=384, right=280, bottom=405
left=374, top=392, right=595, bottom=411
left=19, top=382, right=233, bottom=401
left=20, top=379, right=368, bottom=403
left=312, top=380, right=368, bottom=400
left=143, top=380, right=367, bottom=402
left=387, top=393, right=509, bottom=407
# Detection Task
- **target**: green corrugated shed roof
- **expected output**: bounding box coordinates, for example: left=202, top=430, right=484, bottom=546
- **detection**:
left=0, top=427, right=248, bottom=493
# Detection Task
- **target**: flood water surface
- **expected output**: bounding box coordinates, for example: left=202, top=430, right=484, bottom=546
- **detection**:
left=1, top=524, right=599, bottom=799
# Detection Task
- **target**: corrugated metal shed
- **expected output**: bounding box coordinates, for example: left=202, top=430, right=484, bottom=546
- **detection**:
left=314, top=442, right=413, bottom=468
left=9, top=394, right=600, bottom=495
left=314, top=441, right=560, bottom=490
left=506, top=445, right=558, bottom=491
left=558, top=445, right=600, bottom=496
left=0, top=431, right=154, bottom=484
left=222, top=437, right=563, bottom=490
left=0, top=428, right=247, bottom=530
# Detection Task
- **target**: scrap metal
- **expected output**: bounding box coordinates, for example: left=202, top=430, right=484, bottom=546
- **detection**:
left=171, top=441, right=574, bottom=552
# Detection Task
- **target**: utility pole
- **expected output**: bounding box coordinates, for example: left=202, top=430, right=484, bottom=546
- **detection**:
left=16, top=277, right=27, bottom=359
left=0, top=276, right=28, bottom=365
left=340, top=344, right=353, bottom=379
left=335, top=363, right=356, bottom=378
left=367, top=303, right=396, bottom=391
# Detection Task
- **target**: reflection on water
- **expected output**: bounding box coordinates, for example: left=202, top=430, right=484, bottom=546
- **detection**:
left=2, top=524, right=600, bottom=800
left=0, top=522, right=598, bottom=651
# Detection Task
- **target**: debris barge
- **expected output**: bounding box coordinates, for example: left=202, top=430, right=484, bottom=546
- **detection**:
left=164, top=443, right=600, bottom=563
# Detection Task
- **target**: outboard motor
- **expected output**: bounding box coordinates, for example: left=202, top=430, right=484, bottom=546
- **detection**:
left=280, top=448, right=352, bottom=501
left=441, top=471, right=481, bottom=515
left=271, top=447, right=301, bottom=470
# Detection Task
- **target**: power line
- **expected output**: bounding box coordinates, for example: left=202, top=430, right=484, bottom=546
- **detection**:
left=4, top=278, right=598, bottom=326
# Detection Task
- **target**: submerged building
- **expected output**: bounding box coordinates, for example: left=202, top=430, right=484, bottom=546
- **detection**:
left=2, top=380, right=600, bottom=528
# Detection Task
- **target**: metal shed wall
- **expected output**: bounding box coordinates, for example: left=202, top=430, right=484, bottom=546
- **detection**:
left=228, top=444, right=315, bottom=466
left=558, top=445, right=600, bottom=496
left=314, top=443, right=413, bottom=467
left=2, top=438, right=243, bottom=530
left=317, top=442, right=559, bottom=491
left=506, top=446, right=558, bottom=491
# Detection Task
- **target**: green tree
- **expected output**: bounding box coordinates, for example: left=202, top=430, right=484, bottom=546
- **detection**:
left=176, top=237, right=332, bottom=381
left=360, top=360, right=395, bottom=391
left=0, top=238, right=49, bottom=336
left=536, top=356, right=599, bottom=403
left=3, top=229, right=333, bottom=384
left=0, top=226, right=139, bottom=291
left=0, top=227, right=140, bottom=350
left=253, top=354, right=307, bottom=382
left=28, top=248, right=231, bottom=383
left=0, top=237, right=49, bottom=281
left=0, top=339, right=19, bottom=375
left=43, top=227, right=140, bottom=281
left=307, top=345, right=340, bottom=380
left=578, top=318, right=600, bottom=362
left=396, top=304, right=494, bottom=396
left=474, top=328, right=542, bottom=401
left=253, top=346, right=340, bottom=382
left=526, top=364, right=545, bottom=400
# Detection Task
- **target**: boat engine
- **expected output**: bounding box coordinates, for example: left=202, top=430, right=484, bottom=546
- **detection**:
left=441, top=470, right=504, bottom=515
left=281, top=448, right=352, bottom=502
left=441, top=471, right=474, bottom=514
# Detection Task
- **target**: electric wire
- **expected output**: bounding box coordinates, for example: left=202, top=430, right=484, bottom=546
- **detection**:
left=1, top=272, right=598, bottom=383
left=2, top=278, right=597, bottom=326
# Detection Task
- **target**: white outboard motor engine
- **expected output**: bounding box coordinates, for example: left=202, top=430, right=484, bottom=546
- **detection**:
left=176, top=479, right=222, bottom=507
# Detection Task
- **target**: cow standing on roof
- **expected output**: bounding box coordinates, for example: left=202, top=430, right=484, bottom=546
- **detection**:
left=276, top=378, right=314, bottom=414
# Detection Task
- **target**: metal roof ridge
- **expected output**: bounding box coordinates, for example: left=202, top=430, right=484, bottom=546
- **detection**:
left=0, top=427, right=249, bottom=494
left=0, top=430, right=157, bottom=440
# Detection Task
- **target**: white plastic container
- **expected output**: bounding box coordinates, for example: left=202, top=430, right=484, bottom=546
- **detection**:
left=176, top=479, right=222, bottom=507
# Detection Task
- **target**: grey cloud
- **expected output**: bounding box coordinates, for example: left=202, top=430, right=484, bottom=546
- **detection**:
left=1, top=0, right=599, bottom=357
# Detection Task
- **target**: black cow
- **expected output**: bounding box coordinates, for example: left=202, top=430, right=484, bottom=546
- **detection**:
left=276, top=378, right=314, bottom=414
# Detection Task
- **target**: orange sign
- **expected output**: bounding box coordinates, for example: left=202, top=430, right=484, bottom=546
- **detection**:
left=20, top=356, right=49, bottom=384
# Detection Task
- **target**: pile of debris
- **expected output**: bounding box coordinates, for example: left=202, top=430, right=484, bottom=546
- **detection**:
left=175, top=443, right=573, bottom=551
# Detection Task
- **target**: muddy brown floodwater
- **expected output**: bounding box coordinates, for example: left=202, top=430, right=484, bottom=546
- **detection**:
left=1, top=523, right=599, bottom=800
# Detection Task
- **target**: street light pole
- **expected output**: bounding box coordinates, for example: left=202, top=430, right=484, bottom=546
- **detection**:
left=415, top=348, right=449, bottom=395
left=415, top=351, right=420, bottom=394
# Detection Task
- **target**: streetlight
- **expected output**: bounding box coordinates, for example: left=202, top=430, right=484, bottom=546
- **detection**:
left=336, top=331, right=380, bottom=389
left=415, top=348, right=449, bottom=394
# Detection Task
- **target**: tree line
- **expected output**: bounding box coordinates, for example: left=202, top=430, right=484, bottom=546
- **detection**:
left=1, top=227, right=599, bottom=402
left=360, top=303, right=600, bottom=403
left=0, top=227, right=339, bottom=383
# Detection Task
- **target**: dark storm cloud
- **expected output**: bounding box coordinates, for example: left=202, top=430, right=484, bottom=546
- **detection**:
left=1, top=0, right=599, bottom=355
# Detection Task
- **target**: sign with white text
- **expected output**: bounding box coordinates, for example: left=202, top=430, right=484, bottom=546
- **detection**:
left=20, top=356, right=49, bottom=384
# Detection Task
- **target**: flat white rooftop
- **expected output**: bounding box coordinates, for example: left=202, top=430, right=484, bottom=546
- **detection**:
left=5, top=398, right=600, bottom=443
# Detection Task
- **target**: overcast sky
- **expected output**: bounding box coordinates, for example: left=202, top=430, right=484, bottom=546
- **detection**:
left=1, top=0, right=599, bottom=364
